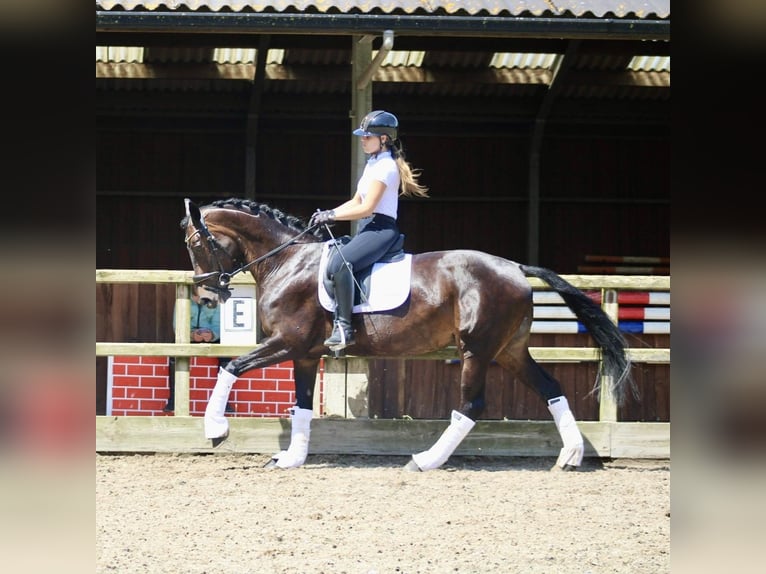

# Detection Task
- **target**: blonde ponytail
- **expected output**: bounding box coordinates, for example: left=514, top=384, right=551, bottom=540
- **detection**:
left=391, top=143, right=429, bottom=198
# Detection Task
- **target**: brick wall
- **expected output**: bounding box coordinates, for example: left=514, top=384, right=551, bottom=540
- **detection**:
left=109, top=356, right=325, bottom=417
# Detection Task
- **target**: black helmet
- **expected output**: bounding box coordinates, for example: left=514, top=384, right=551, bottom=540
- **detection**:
left=353, top=110, right=398, bottom=139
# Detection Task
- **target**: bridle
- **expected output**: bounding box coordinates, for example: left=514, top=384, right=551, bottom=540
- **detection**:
left=186, top=212, right=321, bottom=301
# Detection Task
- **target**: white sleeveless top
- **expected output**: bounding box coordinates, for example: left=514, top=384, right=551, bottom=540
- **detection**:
left=356, top=151, right=400, bottom=219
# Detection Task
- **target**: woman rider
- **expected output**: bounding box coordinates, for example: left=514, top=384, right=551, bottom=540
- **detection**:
left=309, top=110, right=429, bottom=350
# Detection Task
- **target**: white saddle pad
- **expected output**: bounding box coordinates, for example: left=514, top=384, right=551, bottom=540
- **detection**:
left=318, top=241, right=412, bottom=313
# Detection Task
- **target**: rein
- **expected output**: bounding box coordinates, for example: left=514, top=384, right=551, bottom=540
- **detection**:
left=191, top=220, right=322, bottom=295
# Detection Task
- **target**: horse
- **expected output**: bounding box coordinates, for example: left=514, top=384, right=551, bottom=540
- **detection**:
left=181, top=197, right=636, bottom=471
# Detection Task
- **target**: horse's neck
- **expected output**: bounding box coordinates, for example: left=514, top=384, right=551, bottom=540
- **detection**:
left=237, top=223, right=294, bottom=255
left=244, top=235, right=321, bottom=281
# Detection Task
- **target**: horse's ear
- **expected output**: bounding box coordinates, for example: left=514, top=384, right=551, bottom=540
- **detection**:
left=185, top=198, right=202, bottom=226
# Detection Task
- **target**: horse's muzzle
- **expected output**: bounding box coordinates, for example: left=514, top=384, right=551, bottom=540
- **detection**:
left=199, top=297, right=217, bottom=309
left=204, top=285, right=232, bottom=304
left=193, top=271, right=233, bottom=303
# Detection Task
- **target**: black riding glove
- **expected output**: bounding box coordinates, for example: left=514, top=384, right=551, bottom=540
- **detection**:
left=309, top=210, right=336, bottom=227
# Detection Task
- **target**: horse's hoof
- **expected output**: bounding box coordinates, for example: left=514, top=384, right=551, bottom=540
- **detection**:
left=403, top=459, right=422, bottom=472
left=210, top=433, right=229, bottom=448
left=263, top=458, right=279, bottom=469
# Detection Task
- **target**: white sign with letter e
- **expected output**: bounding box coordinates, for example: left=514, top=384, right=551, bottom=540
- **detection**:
left=220, top=284, right=258, bottom=346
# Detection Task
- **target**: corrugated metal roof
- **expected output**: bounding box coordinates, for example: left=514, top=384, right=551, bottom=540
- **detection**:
left=95, top=1, right=669, bottom=19
left=96, top=0, right=669, bottom=125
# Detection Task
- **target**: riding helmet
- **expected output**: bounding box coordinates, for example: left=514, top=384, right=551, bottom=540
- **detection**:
left=353, top=110, right=398, bottom=140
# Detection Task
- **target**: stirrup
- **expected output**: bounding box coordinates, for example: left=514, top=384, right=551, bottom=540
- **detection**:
left=324, top=321, right=354, bottom=351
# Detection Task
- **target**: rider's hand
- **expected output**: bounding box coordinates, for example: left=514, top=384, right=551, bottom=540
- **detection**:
left=309, top=209, right=336, bottom=227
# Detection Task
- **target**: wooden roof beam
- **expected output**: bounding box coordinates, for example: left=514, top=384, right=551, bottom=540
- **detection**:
left=96, top=62, right=668, bottom=88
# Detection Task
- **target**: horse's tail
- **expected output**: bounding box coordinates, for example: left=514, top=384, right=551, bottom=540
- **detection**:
left=519, top=264, right=637, bottom=405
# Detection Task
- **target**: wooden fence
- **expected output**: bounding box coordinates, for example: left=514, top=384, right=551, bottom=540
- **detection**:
left=96, top=270, right=670, bottom=459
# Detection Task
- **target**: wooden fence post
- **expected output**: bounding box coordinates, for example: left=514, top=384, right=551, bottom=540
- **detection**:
left=173, top=284, right=192, bottom=416
left=599, top=288, right=619, bottom=422
left=322, top=357, right=370, bottom=418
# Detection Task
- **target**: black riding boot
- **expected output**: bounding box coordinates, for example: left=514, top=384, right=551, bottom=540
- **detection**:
left=324, top=265, right=355, bottom=350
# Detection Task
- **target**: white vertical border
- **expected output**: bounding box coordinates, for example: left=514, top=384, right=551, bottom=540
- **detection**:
left=106, top=355, right=114, bottom=416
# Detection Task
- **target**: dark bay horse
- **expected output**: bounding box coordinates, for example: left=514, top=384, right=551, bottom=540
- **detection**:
left=182, top=198, right=635, bottom=471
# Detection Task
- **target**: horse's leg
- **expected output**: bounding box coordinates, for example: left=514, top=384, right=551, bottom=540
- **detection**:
left=271, top=358, right=320, bottom=469
left=204, top=336, right=310, bottom=444
left=406, top=354, right=488, bottom=472
left=496, top=348, right=584, bottom=470
left=547, top=393, right=584, bottom=470
left=203, top=366, right=238, bottom=441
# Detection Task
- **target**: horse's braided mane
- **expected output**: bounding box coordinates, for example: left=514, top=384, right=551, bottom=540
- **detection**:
left=208, top=198, right=327, bottom=240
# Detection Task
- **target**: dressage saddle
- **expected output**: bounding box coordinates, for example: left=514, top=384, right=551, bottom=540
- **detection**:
left=323, top=233, right=406, bottom=306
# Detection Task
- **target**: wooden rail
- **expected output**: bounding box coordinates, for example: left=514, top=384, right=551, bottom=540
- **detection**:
left=96, top=269, right=670, bottom=458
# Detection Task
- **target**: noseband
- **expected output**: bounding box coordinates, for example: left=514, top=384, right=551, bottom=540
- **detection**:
left=187, top=215, right=321, bottom=301
left=185, top=221, right=241, bottom=300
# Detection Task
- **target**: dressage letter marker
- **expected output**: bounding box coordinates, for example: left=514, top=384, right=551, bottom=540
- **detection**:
left=220, top=285, right=258, bottom=346
left=230, top=299, right=250, bottom=329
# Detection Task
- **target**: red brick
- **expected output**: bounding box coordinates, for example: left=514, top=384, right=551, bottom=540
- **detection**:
left=128, top=364, right=155, bottom=376
left=127, top=388, right=154, bottom=399
left=236, top=390, right=264, bottom=402
left=110, top=357, right=320, bottom=417
left=113, top=399, right=138, bottom=410
left=263, top=367, right=292, bottom=379
left=263, top=391, right=294, bottom=403
left=143, top=400, right=167, bottom=410
left=275, top=381, right=298, bottom=392
left=112, top=375, right=137, bottom=387
left=249, top=403, right=279, bottom=415
left=140, top=376, right=169, bottom=388
left=248, top=380, right=278, bottom=392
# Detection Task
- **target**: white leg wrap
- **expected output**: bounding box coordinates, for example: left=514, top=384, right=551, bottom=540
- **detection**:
left=273, top=407, right=314, bottom=469
left=548, top=396, right=584, bottom=467
left=411, top=410, right=476, bottom=471
left=203, top=368, right=238, bottom=439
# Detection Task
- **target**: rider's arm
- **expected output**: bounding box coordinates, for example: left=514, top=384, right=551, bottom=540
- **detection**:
left=332, top=181, right=386, bottom=221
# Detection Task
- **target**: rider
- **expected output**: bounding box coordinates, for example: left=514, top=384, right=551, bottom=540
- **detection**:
left=310, top=110, right=429, bottom=350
